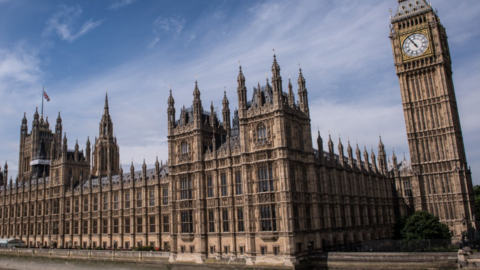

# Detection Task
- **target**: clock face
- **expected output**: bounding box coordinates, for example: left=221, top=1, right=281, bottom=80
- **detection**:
left=403, top=33, right=429, bottom=57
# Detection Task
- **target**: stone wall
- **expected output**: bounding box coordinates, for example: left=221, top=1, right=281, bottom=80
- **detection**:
left=310, top=252, right=458, bottom=269
left=0, top=248, right=459, bottom=269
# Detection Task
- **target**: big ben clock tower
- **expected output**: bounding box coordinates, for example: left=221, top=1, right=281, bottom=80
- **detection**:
left=390, top=0, right=476, bottom=235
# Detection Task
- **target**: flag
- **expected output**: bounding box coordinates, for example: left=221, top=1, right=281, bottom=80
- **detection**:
left=43, top=90, right=50, bottom=102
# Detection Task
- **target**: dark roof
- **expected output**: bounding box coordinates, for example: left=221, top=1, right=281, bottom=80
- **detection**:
left=392, top=0, right=432, bottom=22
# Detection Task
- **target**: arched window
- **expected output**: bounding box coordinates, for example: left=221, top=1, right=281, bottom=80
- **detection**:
left=181, top=141, right=189, bottom=155
left=257, top=124, right=267, bottom=143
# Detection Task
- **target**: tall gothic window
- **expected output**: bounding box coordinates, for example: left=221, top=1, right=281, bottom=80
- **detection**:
left=181, top=141, right=189, bottom=155
left=257, top=124, right=267, bottom=143
left=207, top=175, right=213, bottom=198
left=136, top=191, right=142, bottom=207
left=260, top=205, right=277, bottom=231
left=163, top=215, right=170, bottom=233
left=124, top=192, right=130, bottom=208
left=181, top=210, right=193, bottom=233
left=235, top=171, right=242, bottom=195
left=258, top=165, right=274, bottom=192
left=222, top=210, right=229, bottom=232
left=237, top=208, right=244, bottom=232
left=162, top=188, right=169, bottom=205
left=221, top=173, right=227, bottom=196
left=180, top=175, right=192, bottom=200
left=208, top=210, right=215, bottom=233
left=149, top=189, right=155, bottom=206
left=404, top=180, right=412, bottom=197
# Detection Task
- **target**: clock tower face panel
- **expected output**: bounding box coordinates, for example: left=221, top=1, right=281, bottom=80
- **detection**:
left=402, top=33, right=429, bottom=57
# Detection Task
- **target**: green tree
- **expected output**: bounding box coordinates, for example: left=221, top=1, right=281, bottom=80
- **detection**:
left=401, top=211, right=451, bottom=240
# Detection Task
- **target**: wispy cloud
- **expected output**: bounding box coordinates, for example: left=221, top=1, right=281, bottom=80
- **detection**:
left=108, top=0, right=137, bottom=10
left=0, top=45, right=41, bottom=85
left=44, top=5, right=102, bottom=42
left=148, top=15, right=185, bottom=47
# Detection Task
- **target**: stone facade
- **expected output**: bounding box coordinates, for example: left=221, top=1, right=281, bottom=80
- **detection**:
left=0, top=1, right=475, bottom=266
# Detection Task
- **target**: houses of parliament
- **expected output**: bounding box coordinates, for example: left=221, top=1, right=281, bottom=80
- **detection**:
left=0, top=0, right=476, bottom=266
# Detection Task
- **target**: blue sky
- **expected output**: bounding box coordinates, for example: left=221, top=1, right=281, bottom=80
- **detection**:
left=0, top=0, right=479, bottom=184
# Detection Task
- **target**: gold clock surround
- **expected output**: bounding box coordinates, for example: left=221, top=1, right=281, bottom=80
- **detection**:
left=400, top=28, right=433, bottom=62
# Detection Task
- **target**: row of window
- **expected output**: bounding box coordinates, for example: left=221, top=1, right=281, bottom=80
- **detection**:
left=0, top=189, right=169, bottom=218
left=182, top=205, right=276, bottom=234
left=1, top=216, right=171, bottom=236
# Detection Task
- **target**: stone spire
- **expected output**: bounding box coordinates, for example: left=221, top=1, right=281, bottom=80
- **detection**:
left=317, top=130, right=323, bottom=162
left=378, top=136, right=387, bottom=174
left=222, top=91, right=231, bottom=135
left=371, top=148, right=378, bottom=172
left=192, top=81, right=203, bottom=122
left=328, top=134, right=334, bottom=161
left=86, top=136, right=91, bottom=166
left=288, top=77, right=295, bottom=107
left=256, top=82, right=263, bottom=107
left=297, top=68, right=309, bottom=115
left=338, top=136, right=344, bottom=166
left=130, top=161, right=135, bottom=182
left=74, top=140, right=79, bottom=161
left=142, top=159, right=147, bottom=179
left=237, top=65, right=247, bottom=112
left=363, top=145, right=370, bottom=171
left=347, top=140, right=354, bottom=168
left=356, top=142, right=362, bottom=169
left=167, top=89, right=176, bottom=128
left=392, top=149, right=398, bottom=167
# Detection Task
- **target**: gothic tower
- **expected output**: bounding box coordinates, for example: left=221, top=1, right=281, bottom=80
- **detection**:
left=91, top=93, right=120, bottom=177
left=389, top=0, right=476, bottom=235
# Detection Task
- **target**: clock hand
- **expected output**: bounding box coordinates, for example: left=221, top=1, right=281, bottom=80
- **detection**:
left=408, top=37, right=419, bottom=48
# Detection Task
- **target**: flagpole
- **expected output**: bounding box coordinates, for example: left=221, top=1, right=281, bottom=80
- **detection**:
left=41, top=87, right=44, bottom=117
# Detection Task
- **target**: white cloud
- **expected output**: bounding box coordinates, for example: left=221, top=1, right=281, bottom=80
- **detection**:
left=0, top=46, right=41, bottom=85
left=44, top=5, right=103, bottom=42
left=108, top=0, right=137, bottom=10
left=148, top=16, right=185, bottom=47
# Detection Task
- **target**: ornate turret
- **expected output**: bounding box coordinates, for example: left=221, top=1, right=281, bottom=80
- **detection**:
left=86, top=136, right=91, bottom=166
left=297, top=68, right=309, bottom=116
left=62, top=133, right=68, bottom=157
left=167, top=89, right=176, bottom=129
left=378, top=136, right=387, bottom=174
left=288, top=78, right=295, bottom=107
left=347, top=140, right=354, bottom=168
left=222, top=91, right=230, bottom=135
left=55, top=111, right=62, bottom=136
left=338, top=137, right=345, bottom=166
left=3, top=161, right=8, bottom=185
left=271, top=54, right=283, bottom=108
left=74, top=140, right=79, bottom=161
left=192, top=81, right=203, bottom=121
left=130, top=161, right=135, bottom=183
left=328, top=134, right=334, bottom=162
left=142, top=159, right=147, bottom=179
left=155, top=156, right=160, bottom=175
left=92, top=93, right=120, bottom=177
left=371, top=148, right=378, bottom=173
left=363, top=145, right=370, bottom=171
left=392, top=149, right=398, bottom=168
left=356, top=143, right=362, bottom=169
left=21, top=112, right=28, bottom=135
left=256, top=82, right=263, bottom=107
left=317, top=130, right=324, bottom=162
left=237, top=65, right=247, bottom=113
